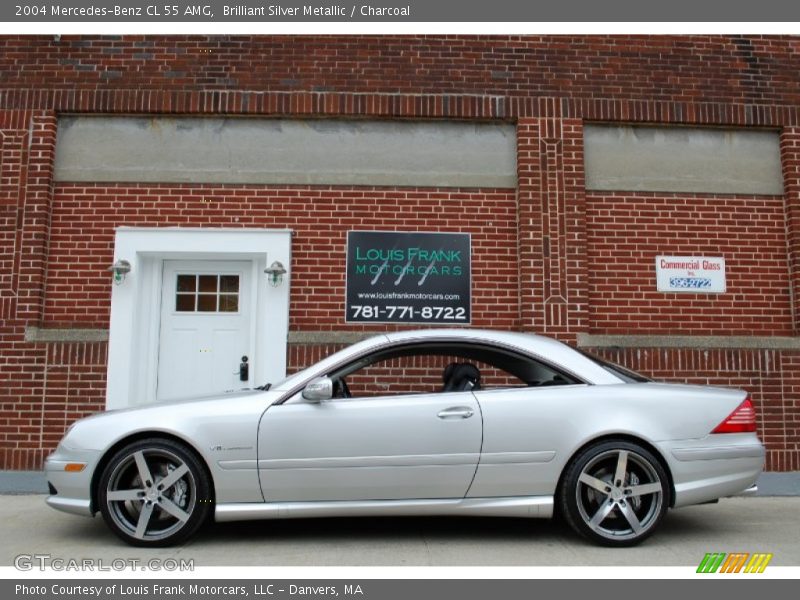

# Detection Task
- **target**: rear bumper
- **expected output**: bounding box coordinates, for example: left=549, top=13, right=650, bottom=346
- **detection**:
left=736, top=484, right=758, bottom=497
left=659, top=435, right=765, bottom=508
left=670, top=443, right=765, bottom=462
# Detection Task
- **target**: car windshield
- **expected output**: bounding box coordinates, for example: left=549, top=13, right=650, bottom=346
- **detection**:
left=575, top=349, right=652, bottom=383
left=268, top=336, right=392, bottom=391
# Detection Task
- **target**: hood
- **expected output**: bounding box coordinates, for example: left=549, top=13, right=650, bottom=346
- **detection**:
left=81, top=387, right=265, bottom=420
left=61, top=387, right=272, bottom=451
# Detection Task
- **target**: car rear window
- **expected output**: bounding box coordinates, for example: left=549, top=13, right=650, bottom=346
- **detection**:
left=575, top=349, right=652, bottom=383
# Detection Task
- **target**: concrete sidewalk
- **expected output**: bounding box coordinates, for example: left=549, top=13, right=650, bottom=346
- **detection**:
left=1, top=494, right=798, bottom=566
left=2, top=470, right=797, bottom=567
left=3, top=469, right=799, bottom=495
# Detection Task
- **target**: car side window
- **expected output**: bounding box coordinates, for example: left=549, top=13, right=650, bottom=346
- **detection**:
left=334, top=354, right=522, bottom=399
left=325, top=342, right=580, bottom=401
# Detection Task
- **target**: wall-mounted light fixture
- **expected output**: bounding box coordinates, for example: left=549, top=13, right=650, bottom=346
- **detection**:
left=264, top=260, right=287, bottom=288
left=107, top=259, right=131, bottom=285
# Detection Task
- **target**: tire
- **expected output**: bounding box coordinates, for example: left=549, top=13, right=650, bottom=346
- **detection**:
left=97, top=438, right=212, bottom=547
left=559, top=439, right=670, bottom=547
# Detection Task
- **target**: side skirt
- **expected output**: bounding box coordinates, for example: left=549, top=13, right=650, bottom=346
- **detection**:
left=215, top=496, right=553, bottom=522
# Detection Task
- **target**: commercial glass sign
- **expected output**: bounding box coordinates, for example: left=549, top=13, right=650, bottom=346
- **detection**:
left=345, top=231, right=471, bottom=323
left=656, top=256, right=726, bottom=293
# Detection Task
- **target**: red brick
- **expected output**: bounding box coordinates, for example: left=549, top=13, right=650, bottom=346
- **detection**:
left=1, top=35, right=800, bottom=471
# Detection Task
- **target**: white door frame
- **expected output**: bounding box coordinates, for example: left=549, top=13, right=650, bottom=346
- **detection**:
left=106, top=227, right=292, bottom=410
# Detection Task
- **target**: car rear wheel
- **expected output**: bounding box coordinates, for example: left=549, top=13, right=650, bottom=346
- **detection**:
left=97, top=438, right=212, bottom=547
left=559, top=439, right=669, bottom=546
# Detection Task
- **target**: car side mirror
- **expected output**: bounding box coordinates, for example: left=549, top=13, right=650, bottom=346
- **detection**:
left=301, top=377, right=333, bottom=403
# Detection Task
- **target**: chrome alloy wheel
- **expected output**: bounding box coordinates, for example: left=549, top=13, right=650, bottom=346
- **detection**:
left=105, top=447, right=197, bottom=542
left=574, top=448, right=664, bottom=542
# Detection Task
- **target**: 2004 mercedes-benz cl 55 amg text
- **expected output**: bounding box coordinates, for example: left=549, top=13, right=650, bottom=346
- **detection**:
left=46, top=329, right=764, bottom=547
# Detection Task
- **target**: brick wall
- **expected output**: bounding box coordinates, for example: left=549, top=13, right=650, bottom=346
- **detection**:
left=781, top=129, right=800, bottom=332
left=1, top=35, right=799, bottom=472
left=0, top=109, right=58, bottom=469
left=517, top=117, right=587, bottom=342
left=45, top=184, right=519, bottom=330
left=1, top=36, right=800, bottom=105
left=0, top=339, right=107, bottom=470
left=586, top=192, right=793, bottom=335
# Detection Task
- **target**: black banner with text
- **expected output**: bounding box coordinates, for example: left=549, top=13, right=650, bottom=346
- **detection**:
left=345, top=231, right=471, bottom=325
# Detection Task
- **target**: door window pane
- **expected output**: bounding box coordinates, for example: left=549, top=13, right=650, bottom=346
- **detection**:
left=219, top=294, right=239, bottom=312
left=175, top=294, right=196, bottom=312
left=176, top=275, right=196, bottom=292
left=197, top=294, right=217, bottom=312
left=175, top=274, right=239, bottom=313
left=220, top=275, right=239, bottom=293
left=198, top=275, right=218, bottom=293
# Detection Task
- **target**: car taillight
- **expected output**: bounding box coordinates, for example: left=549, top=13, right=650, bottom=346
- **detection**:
left=711, top=397, right=757, bottom=433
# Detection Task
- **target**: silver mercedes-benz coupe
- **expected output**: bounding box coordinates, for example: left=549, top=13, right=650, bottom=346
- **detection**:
left=45, top=329, right=764, bottom=547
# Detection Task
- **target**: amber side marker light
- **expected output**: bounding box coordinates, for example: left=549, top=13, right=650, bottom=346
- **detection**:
left=712, top=397, right=757, bottom=434
left=64, top=463, right=86, bottom=472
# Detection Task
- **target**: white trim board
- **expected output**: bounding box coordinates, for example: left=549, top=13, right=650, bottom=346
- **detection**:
left=106, top=227, right=292, bottom=409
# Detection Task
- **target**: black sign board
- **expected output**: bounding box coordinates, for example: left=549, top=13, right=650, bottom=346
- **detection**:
left=345, top=231, right=471, bottom=324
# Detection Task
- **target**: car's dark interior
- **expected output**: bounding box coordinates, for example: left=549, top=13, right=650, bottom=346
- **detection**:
left=441, top=362, right=482, bottom=392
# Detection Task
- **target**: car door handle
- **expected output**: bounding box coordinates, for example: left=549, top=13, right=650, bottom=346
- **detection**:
left=437, top=406, right=475, bottom=419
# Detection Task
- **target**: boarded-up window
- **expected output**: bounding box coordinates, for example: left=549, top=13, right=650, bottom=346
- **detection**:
left=584, top=125, right=783, bottom=195
left=54, top=117, right=517, bottom=188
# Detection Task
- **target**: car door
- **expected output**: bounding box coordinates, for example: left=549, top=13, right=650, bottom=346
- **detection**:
left=468, top=384, right=588, bottom=498
left=257, top=390, right=482, bottom=502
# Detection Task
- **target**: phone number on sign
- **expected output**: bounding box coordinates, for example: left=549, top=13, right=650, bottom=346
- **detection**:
left=350, top=305, right=467, bottom=320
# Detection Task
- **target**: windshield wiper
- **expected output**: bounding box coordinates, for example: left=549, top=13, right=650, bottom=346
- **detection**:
left=254, top=383, right=272, bottom=391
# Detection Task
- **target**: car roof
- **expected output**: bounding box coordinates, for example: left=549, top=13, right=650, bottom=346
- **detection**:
left=273, top=328, right=623, bottom=392
left=385, top=327, right=564, bottom=346
left=383, top=329, right=620, bottom=384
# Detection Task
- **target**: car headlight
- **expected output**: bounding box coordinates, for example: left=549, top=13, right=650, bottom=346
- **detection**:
left=59, top=420, right=84, bottom=450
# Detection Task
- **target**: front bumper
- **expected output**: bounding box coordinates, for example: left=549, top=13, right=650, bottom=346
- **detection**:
left=44, top=448, right=101, bottom=518
left=45, top=495, right=93, bottom=516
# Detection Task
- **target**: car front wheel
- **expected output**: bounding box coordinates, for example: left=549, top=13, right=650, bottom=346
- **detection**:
left=97, top=438, right=212, bottom=547
left=559, top=439, right=669, bottom=546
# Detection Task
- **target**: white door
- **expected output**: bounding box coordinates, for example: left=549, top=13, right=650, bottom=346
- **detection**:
left=157, top=260, right=252, bottom=401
